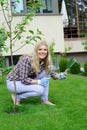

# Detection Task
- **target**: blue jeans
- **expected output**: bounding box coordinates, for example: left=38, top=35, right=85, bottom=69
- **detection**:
left=6, top=70, right=49, bottom=102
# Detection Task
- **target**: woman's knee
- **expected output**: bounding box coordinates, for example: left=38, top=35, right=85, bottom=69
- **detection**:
left=35, top=85, right=44, bottom=95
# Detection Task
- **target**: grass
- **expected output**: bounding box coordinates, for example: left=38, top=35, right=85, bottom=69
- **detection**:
left=0, top=74, right=87, bottom=130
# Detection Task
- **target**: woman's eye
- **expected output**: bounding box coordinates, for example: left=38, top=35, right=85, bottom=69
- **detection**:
left=38, top=49, right=42, bottom=50
left=38, top=48, right=47, bottom=51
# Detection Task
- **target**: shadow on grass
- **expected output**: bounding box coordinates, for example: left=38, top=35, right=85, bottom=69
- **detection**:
left=4, top=105, right=25, bottom=114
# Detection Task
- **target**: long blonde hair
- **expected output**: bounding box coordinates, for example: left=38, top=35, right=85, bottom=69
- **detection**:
left=31, top=40, right=52, bottom=74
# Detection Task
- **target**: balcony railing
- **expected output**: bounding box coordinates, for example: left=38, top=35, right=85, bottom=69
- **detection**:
left=63, top=21, right=86, bottom=39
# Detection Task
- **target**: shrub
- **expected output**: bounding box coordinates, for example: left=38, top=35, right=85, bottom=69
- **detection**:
left=84, top=60, right=87, bottom=75
left=0, top=56, right=6, bottom=68
left=70, top=62, right=80, bottom=74
left=0, top=66, right=12, bottom=76
left=59, top=57, right=68, bottom=72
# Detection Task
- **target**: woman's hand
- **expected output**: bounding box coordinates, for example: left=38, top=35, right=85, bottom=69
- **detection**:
left=52, top=72, right=67, bottom=80
left=57, top=72, right=67, bottom=80
left=38, top=77, right=50, bottom=86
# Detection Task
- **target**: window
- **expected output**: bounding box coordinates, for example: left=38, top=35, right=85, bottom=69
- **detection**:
left=36, top=0, right=53, bottom=14
left=11, top=0, right=24, bottom=13
left=11, top=0, right=53, bottom=14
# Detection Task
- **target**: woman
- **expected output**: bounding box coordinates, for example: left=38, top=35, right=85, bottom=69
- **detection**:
left=6, top=40, right=67, bottom=106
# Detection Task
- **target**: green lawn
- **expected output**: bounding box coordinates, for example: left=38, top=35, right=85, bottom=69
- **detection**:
left=0, top=75, right=87, bottom=130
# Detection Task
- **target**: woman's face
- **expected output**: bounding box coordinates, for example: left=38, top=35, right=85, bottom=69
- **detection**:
left=37, top=44, right=48, bottom=60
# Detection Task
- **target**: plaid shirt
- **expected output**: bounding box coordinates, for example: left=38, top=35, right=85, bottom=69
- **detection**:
left=7, top=55, right=45, bottom=84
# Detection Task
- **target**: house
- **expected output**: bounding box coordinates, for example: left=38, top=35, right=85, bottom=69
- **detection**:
left=1, top=0, right=87, bottom=67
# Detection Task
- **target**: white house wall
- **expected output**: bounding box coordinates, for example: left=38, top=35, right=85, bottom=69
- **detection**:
left=64, top=38, right=85, bottom=53
left=0, top=6, right=85, bottom=56
left=1, top=14, right=65, bottom=56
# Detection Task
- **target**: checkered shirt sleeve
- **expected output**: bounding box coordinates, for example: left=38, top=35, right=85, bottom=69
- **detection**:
left=7, top=56, right=34, bottom=84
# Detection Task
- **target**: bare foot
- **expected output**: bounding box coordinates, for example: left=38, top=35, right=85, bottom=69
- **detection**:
left=42, top=100, right=56, bottom=106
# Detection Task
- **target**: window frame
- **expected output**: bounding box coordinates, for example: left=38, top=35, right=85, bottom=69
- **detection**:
left=11, top=0, right=59, bottom=15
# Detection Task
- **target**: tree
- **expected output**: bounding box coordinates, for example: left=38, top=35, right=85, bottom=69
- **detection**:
left=82, top=13, right=87, bottom=50
left=58, top=0, right=87, bottom=31
left=0, top=0, right=42, bottom=113
left=0, top=28, right=7, bottom=80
